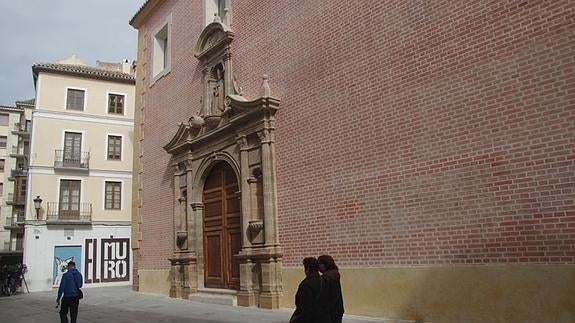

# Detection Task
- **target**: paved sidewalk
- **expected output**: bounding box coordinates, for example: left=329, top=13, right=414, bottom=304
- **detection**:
left=0, top=286, right=394, bottom=323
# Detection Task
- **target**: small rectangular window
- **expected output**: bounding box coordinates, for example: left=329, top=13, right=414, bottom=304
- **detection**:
left=0, top=136, right=7, bottom=148
left=66, top=89, right=85, bottom=111
left=107, top=135, right=122, bottom=160
left=0, top=159, right=4, bottom=172
left=0, top=114, right=9, bottom=126
left=108, top=94, right=125, bottom=114
left=152, top=19, right=170, bottom=79
left=0, top=183, right=4, bottom=196
left=105, top=181, right=121, bottom=210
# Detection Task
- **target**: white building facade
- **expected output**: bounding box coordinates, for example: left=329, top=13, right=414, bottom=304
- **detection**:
left=23, top=57, right=135, bottom=291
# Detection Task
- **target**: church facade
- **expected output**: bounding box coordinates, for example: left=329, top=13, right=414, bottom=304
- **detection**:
left=130, top=1, right=575, bottom=322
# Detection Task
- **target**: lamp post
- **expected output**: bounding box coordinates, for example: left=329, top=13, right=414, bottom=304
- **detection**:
left=33, top=196, right=43, bottom=220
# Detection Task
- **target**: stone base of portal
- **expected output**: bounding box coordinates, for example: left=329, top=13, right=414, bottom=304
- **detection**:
left=168, top=252, right=198, bottom=299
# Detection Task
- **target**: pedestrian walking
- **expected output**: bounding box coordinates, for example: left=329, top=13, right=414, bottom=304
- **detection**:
left=290, top=257, right=332, bottom=323
left=56, top=261, right=83, bottom=323
left=318, top=255, right=345, bottom=323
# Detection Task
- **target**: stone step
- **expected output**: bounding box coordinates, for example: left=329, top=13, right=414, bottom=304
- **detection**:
left=189, top=288, right=238, bottom=306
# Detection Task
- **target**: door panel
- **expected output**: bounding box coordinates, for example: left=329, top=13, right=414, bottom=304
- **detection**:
left=202, top=162, right=241, bottom=290
left=205, top=232, right=224, bottom=288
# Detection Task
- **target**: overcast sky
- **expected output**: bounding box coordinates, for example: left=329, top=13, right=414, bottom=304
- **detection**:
left=0, top=0, right=145, bottom=106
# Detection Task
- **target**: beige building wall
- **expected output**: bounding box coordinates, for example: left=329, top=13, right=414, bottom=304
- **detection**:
left=30, top=117, right=133, bottom=172
left=23, top=63, right=135, bottom=291
left=28, top=71, right=135, bottom=223
left=35, top=73, right=135, bottom=119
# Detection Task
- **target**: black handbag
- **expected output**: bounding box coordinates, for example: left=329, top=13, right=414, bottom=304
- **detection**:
left=73, top=275, right=83, bottom=299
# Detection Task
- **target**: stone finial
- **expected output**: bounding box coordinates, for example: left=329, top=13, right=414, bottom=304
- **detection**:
left=260, top=75, right=271, bottom=98
left=213, top=13, right=221, bottom=23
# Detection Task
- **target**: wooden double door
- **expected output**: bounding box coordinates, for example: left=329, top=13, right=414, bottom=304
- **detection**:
left=202, top=162, right=241, bottom=290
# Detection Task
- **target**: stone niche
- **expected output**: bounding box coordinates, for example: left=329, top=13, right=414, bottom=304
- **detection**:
left=163, top=20, right=283, bottom=309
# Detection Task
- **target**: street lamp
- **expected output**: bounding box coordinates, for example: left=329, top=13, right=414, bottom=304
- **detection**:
left=33, top=196, right=43, bottom=220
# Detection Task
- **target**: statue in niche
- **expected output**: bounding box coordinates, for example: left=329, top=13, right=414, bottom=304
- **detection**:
left=209, top=63, right=225, bottom=115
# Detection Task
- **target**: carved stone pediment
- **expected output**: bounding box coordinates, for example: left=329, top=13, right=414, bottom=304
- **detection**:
left=194, top=22, right=234, bottom=60
left=163, top=76, right=279, bottom=156
left=163, top=119, right=203, bottom=156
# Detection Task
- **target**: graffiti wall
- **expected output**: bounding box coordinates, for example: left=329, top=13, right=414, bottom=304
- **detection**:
left=53, top=245, right=82, bottom=286
left=84, top=238, right=130, bottom=283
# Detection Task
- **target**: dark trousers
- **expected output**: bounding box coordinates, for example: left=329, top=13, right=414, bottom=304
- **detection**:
left=60, top=296, right=79, bottom=323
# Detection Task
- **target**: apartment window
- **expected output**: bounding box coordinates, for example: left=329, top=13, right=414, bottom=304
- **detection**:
left=0, top=159, right=4, bottom=172
left=0, top=136, right=6, bottom=148
left=66, top=89, right=85, bottom=111
left=0, top=113, right=8, bottom=126
left=105, top=181, right=121, bottom=210
left=59, top=180, right=81, bottom=217
left=0, top=183, right=4, bottom=196
left=108, top=94, right=125, bottom=114
left=152, top=16, right=171, bottom=80
left=107, top=135, right=122, bottom=160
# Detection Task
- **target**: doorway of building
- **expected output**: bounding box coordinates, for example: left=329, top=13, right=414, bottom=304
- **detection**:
left=202, top=162, right=241, bottom=290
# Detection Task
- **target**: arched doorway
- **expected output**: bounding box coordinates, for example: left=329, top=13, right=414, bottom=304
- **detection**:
left=202, top=162, right=241, bottom=289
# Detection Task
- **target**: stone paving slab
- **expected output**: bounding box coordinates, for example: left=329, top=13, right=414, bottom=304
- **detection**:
left=0, top=286, right=408, bottom=323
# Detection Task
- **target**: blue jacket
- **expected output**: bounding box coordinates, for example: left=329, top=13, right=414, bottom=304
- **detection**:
left=57, top=268, right=83, bottom=300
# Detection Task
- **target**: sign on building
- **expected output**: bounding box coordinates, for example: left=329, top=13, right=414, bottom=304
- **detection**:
left=84, top=238, right=130, bottom=283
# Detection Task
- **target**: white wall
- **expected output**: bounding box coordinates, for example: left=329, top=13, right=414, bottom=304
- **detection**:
left=23, top=224, right=131, bottom=292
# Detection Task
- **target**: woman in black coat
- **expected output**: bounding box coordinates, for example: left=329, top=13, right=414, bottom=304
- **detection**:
left=318, top=255, right=344, bottom=323
left=291, top=257, right=332, bottom=323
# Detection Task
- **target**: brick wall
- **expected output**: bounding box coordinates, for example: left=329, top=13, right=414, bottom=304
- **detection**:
left=137, top=0, right=205, bottom=270
left=138, top=0, right=575, bottom=269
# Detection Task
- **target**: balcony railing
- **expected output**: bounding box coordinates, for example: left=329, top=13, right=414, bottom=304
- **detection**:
left=5, top=193, right=26, bottom=205
left=46, top=202, right=92, bottom=224
left=9, top=168, right=28, bottom=178
left=54, top=150, right=90, bottom=169
left=10, top=145, right=28, bottom=157
left=12, top=122, right=31, bottom=134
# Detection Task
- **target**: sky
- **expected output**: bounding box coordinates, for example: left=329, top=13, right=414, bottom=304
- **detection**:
left=0, top=0, right=146, bottom=106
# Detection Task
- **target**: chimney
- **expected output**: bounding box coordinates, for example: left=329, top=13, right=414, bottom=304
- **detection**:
left=121, top=59, right=132, bottom=74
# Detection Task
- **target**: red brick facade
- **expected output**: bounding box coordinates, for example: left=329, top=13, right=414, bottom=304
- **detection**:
left=135, top=0, right=575, bottom=271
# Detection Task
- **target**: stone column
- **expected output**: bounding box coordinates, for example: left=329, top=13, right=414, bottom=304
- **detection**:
left=202, top=66, right=210, bottom=115
left=237, top=136, right=251, bottom=248
left=258, top=129, right=278, bottom=247
left=185, top=160, right=195, bottom=251
left=173, top=164, right=184, bottom=251
left=190, top=202, right=204, bottom=291
left=223, top=51, right=233, bottom=98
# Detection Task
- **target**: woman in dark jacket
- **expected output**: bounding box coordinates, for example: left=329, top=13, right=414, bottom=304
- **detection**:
left=291, top=257, right=332, bottom=323
left=318, top=255, right=344, bottom=323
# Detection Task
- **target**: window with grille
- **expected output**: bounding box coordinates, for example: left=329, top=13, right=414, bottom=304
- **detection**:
left=107, top=135, right=122, bottom=160
left=66, top=89, right=85, bottom=111
left=108, top=94, right=125, bottom=114
left=0, top=136, right=6, bottom=148
left=105, top=181, right=121, bottom=210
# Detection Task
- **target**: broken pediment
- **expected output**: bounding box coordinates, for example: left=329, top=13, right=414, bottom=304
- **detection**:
left=164, top=76, right=280, bottom=157
left=194, top=22, right=234, bottom=60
